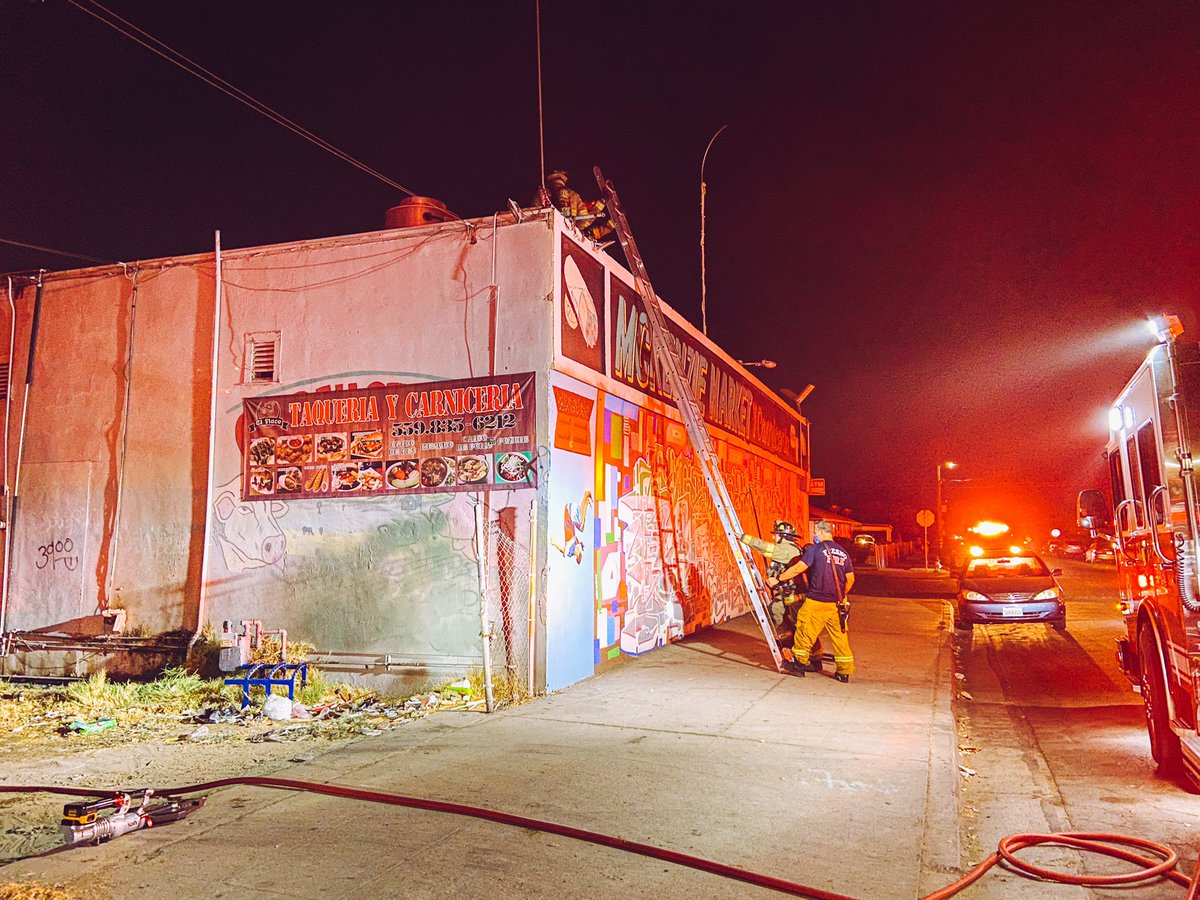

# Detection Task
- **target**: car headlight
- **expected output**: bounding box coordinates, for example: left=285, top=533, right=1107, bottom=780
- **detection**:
left=1032, top=587, right=1061, bottom=601
left=963, top=590, right=989, bottom=602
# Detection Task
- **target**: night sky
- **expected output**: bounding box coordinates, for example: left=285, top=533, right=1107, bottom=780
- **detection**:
left=4, top=1, right=1199, bottom=538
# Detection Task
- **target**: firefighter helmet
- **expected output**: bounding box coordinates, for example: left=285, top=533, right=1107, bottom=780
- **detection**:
left=772, top=520, right=798, bottom=538
left=547, top=169, right=569, bottom=185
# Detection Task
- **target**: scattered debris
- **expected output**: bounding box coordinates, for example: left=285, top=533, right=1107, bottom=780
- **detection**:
left=959, top=765, right=977, bottom=779
left=958, top=691, right=974, bottom=701
left=262, top=695, right=293, bottom=721
left=67, top=717, right=116, bottom=735
left=186, top=725, right=211, bottom=742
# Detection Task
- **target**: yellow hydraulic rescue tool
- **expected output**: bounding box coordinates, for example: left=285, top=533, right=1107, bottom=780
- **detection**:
left=593, top=167, right=786, bottom=671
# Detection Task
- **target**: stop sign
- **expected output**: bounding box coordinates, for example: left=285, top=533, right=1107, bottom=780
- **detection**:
left=916, top=508, right=934, bottom=527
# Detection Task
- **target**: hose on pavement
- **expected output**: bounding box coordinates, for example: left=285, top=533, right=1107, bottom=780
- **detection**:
left=1, top=780, right=1196, bottom=898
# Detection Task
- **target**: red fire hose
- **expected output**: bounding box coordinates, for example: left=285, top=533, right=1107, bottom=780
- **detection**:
left=1, top=779, right=1196, bottom=898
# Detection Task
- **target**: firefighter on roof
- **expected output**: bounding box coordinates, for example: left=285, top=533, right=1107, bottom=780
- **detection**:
left=542, top=170, right=614, bottom=241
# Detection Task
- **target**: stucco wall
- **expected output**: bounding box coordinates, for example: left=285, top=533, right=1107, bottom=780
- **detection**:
left=1, top=265, right=212, bottom=636
left=205, top=217, right=553, bottom=675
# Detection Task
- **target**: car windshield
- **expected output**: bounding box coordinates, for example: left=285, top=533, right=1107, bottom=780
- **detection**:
left=965, top=556, right=1049, bottom=578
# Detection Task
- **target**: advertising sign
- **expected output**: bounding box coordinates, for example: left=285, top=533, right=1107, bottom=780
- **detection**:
left=808, top=477, right=826, bottom=496
left=607, top=274, right=801, bottom=466
left=560, top=236, right=605, bottom=374
left=241, top=372, right=538, bottom=501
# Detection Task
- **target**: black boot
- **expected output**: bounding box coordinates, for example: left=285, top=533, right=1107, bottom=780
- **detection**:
left=781, top=660, right=805, bottom=677
left=808, top=657, right=823, bottom=673
left=834, top=673, right=850, bottom=683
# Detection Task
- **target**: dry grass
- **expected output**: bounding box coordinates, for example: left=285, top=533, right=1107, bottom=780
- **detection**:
left=251, top=636, right=315, bottom=666
left=0, top=883, right=80, bottom=900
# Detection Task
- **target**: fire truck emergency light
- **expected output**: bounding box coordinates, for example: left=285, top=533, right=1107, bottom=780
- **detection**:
left=1147, top=314, right=1184, bottom=343
left=971, top=521, right=1009, bottom=537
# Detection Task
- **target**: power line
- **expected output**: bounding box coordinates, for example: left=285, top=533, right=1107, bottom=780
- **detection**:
left=0, top=238, right=110, bottom=265
left=68, top=0, right=422, bottom=200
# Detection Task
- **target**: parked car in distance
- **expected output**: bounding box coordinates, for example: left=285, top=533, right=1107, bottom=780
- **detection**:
left=1084, top=536, right=1116, bottom=563
left=952, top=551, right=1066, bottom=632
left=1059, top=538, right=1088, bottom=559
left=849, top=532, right=876, bottom=564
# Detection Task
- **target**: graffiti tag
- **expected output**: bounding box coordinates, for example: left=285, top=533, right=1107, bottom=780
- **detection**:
left=36, top=538, right=79, bottom=572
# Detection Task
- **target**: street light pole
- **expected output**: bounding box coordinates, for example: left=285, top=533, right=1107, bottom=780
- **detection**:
left=936, top=460, right=956, bottom=569
left=700, top=124, right=728, bottom=337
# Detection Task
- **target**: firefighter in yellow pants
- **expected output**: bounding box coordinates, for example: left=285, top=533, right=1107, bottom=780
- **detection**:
left=768, top=520, right=855, bottom=682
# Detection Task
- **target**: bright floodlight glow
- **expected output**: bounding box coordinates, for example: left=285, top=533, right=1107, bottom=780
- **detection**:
left=1147, top=314, right=1185, bottom=343
left=969, top=545, right=984, bottom=557
left=945, top=461, right=957, bottom=469
left=1050, top=528, right=1061, bottom=538
left=972, top=521, right=1010, bottom=537
left=1009, top=545, right=1022, bottom=555
left=1123, top=406, right=1135, bottom=430
left=1108, top=406, right=1124, bottom=433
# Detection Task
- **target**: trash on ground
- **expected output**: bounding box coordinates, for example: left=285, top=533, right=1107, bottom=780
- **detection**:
left=186, top=725, right=211, bottom=742
left=958, top=765, right=977, bottom=779
left=290, top=702, right=312, bottom=720
left=262, top=694, right=293, bottom=721
left=67, top=717, right=117, bottom=735
left=958, top=691, right=974, bottom=701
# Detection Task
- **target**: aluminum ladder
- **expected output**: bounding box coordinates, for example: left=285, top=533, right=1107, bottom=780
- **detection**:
left=593, top=167, right=786, bottom=671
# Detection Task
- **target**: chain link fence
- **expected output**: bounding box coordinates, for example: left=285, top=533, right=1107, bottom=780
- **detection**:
left=478, top=507, right=536, bottom=704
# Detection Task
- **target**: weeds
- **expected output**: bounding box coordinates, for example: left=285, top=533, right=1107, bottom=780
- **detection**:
left=0, top=883, right=79, bottom=900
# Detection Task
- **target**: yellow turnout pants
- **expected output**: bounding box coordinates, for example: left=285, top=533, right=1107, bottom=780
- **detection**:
left=792, top=599, right=854, bottom=676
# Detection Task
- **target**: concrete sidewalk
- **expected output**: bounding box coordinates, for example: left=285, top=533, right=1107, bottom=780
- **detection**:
left=7, top=591, right=961, bottom=899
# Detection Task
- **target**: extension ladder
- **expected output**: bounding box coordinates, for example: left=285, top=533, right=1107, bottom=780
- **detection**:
left=593, top=168, right=786, bottom=671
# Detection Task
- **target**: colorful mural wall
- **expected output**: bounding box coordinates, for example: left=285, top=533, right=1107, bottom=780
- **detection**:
left=547, top=229, right=808, bottom=689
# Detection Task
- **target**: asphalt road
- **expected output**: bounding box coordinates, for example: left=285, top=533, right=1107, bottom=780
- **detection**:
left=950, top=557, right=1198, bottom=897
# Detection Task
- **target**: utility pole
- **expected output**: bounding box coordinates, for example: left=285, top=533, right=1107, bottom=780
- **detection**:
left=936, top=461, right=956, bottom=568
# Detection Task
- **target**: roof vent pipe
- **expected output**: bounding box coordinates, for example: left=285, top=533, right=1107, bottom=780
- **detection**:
left=385, top=197, right=455, bottom=229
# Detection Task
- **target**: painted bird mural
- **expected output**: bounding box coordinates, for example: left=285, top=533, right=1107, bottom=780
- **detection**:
left=551, top=491, right=593, bottom=564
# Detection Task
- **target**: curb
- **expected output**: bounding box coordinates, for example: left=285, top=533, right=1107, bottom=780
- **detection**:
left=917, top=600, right=965, bottom=894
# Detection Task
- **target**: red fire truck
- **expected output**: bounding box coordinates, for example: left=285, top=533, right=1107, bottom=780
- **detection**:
left=1078, top=314, right=1199, bottom=790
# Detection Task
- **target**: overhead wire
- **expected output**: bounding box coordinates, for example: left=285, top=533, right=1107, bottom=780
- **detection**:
left=0, top=238, right=111, bottom=266
left=66, top=0, right=423, bottom=201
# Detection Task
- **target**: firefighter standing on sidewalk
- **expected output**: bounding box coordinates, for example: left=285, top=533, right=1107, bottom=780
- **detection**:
left=739, top=521, right=806, bottom=642
left=768, top=520, right=855, bottom=682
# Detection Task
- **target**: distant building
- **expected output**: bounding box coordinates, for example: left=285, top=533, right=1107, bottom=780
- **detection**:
left=809, top=505, right=860, bottom=540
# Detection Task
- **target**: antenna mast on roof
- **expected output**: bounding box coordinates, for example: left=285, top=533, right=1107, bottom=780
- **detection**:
left=534, top=0, right=550, bottom=207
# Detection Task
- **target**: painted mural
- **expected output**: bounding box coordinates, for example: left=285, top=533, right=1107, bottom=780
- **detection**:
left=549, top=234, right=808, bottom=686
left=591, top=390, right=803, bottom=670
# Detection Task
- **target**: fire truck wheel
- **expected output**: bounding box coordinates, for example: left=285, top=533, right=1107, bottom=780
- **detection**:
left=1137, top=625, right=1183, bottom=776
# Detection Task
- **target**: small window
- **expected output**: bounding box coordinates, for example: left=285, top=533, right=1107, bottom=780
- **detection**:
left=1107, top=451, right=1124, bottom=510
left=1136, top=421, right=1164, bottom=526
left=243, top=332, right=280, bottom=384
left=0, top=360, right=9, bottom=401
